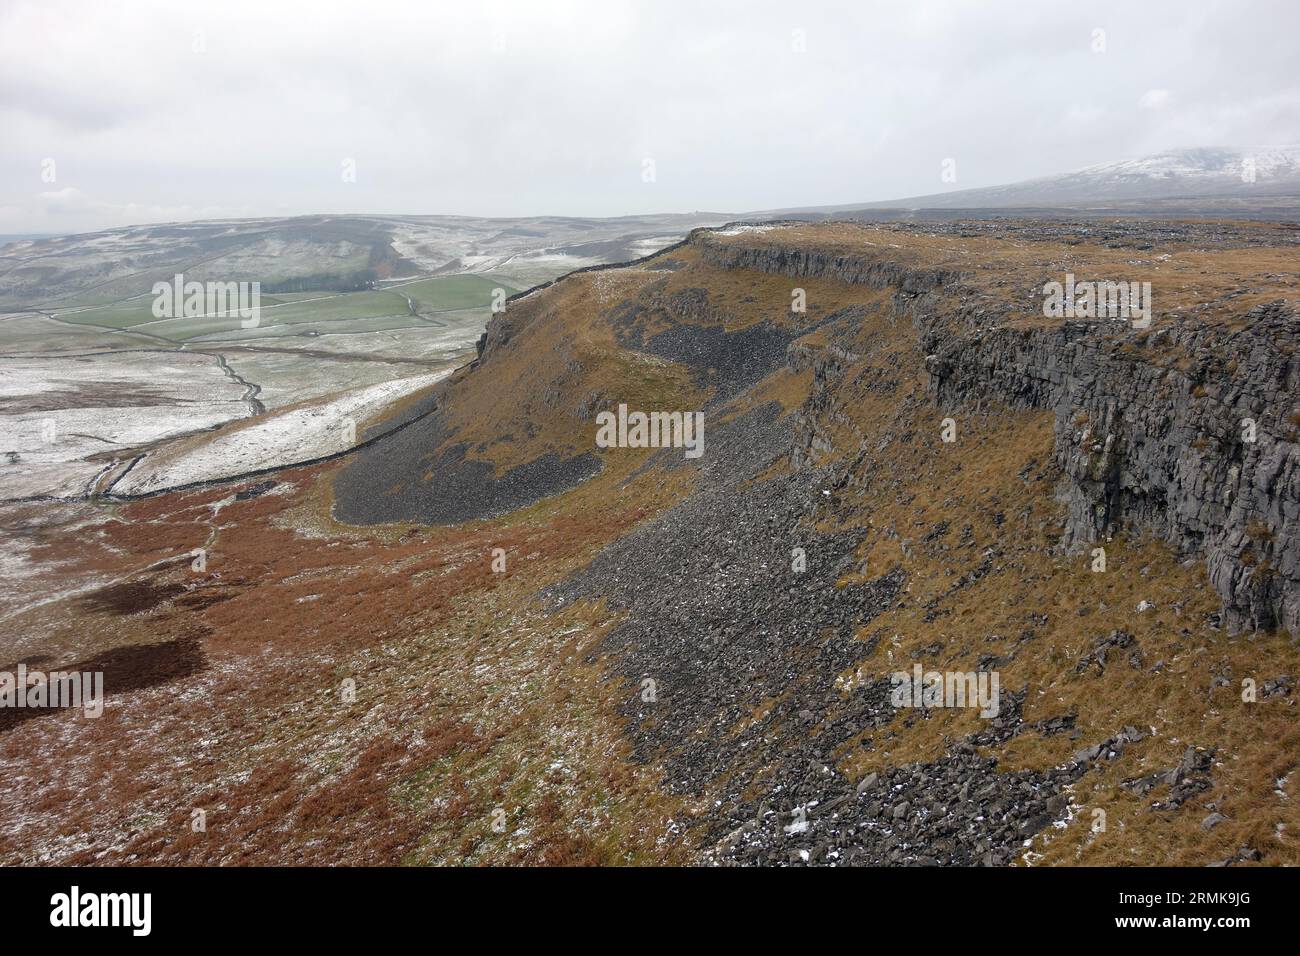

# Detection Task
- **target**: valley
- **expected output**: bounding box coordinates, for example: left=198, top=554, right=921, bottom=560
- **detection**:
left=0, top=212, right=728, bottom=503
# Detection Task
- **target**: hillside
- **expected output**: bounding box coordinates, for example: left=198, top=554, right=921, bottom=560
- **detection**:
left=791, top=147, right=1300, bottom=218
left=3, top=217, right=1300, bottom=866
left=0, top=212, right=733, bottom=311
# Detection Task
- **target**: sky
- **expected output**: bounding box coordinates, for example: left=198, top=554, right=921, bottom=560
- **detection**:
left=2, top=0, right=1298, bottom=233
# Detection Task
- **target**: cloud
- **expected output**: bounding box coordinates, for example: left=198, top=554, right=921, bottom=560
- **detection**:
left=1139, top=89, right=1173, bottom=110
left=1, top=0, right=1298, bottom=233
left=0, top=186, right=254, bottom=234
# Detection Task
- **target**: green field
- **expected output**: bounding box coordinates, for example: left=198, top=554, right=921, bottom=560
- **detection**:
left=252, top=290, right=411, bottom=324
left=42, top=273, right=522, bottom=343
left=392, top=274, right=519, bottom=313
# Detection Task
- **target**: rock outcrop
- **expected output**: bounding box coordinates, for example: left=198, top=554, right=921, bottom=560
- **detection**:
left=704, top=228, right=1300, bottom=635
left=926, top=303, right=1300, bottom=633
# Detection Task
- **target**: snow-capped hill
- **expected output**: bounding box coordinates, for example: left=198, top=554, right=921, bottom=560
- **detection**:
left=1059, top=146, right=1300, bottom=192
left=850, top=146, right=1300, bottom=210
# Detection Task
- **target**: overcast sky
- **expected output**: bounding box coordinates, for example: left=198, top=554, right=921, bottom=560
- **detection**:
left=2, top=0, right=1298, bottom=233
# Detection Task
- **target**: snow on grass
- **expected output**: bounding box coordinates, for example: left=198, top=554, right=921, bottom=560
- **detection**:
left=0, top=351, right=249, bottom=499
left=713, top=224, right=779, bottom=237
left=112, top=369, right=452, bottom=496
left=626, top=235, right=686, bottom=258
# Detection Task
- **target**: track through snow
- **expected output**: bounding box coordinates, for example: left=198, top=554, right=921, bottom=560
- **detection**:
left=197, top=350, right=266, bottom=416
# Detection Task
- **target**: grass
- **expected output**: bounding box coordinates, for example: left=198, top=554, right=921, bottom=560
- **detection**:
left=49, top=277, right=511, bottom=342
left=393, top=275, right=519, bottom=313
left=705, top=220, right=1300, bottom=329
left=0, top=418, right=705, bottom=864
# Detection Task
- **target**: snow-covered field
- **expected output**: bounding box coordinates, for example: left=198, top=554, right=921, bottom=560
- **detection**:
left=0, top=294, right=476, bottom=499
left=0, top=351, right=250, bottom=499
left=214, top=350, right=436, bottom=410
left=110, top=369, right=451, bottom=497
left=626, top=234, right=688, bottom=257
left=187, top=315, right=484, bottom=362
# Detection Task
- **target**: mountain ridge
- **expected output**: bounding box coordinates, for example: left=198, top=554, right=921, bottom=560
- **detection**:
left=792, top=146, right=1300, bottom=214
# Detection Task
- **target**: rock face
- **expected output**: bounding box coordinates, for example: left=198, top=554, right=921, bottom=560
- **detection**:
left=698, top=229, right=1300, bottom=636
left=923, top=304, right=1300, bottom=634
left=697, top=230, right=961, bottom=294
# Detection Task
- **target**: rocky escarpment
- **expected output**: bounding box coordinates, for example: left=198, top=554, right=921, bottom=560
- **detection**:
left=924, top=303, right=1300, bottom=634
left=697, top=230, right=962, bottom=295
left=699, top=229, right=1300, bottom=636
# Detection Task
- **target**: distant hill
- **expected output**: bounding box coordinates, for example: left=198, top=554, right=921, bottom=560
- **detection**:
left=0, top=212, right=732, bottom=311
left=779, top=146, right=1300, bottom=216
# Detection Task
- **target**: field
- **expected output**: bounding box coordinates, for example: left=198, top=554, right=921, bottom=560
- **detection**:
left=392, top=274, right=519, bottom=313
left=47, top=278, right=518, bottom=343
